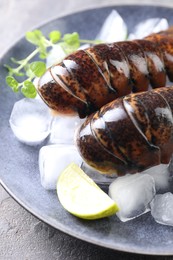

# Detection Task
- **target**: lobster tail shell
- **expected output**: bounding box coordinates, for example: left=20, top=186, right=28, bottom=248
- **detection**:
left=38, top=69, right=88, bottom=118
left=76, top=114, right=129, bottom=175
left=76, top=86, right=173, bottom=176
left=37, top=28, right=173, bottom=118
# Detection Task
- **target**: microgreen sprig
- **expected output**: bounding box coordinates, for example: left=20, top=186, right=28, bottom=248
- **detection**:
left=5, top=30, right=101, bottom=98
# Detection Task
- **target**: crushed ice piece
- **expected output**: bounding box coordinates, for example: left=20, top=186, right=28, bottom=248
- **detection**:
left=78, top=44, right=90, bottom=50
left=150, top=192, right=173, bottom=226
left=39, top=144, right=82, bottom=190
left=48, top=115, right=84, bottom=145
left=141, top=164, right=170, bottom=193
left=128, top=18, right=169, bottom=39
left=46, top=44, right=67, bottom=68
left=81, top=162, right=116, bottom=187
left=46, top=43, right=90, bottom=68
left=96, top=10, right=127, bottom=42
left=33, top=77, right=40, bottom=90
left=108, top=173, right=156, bottom=222
left=9, top=98, right=52, bottom=146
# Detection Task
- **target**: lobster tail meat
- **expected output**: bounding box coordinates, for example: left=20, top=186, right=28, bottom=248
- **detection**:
left=76, top=86, right=173, bottom=176
left=37, top=28, right=173, bottom=118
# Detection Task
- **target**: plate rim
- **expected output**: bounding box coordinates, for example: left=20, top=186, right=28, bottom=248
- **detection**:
left=0, top=3, right=171, bottom=59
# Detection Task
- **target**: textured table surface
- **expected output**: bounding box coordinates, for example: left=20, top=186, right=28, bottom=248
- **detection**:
left=1, top=0, right=173, bottom=259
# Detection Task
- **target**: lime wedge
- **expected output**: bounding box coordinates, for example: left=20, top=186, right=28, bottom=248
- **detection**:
left=57, top=163, right=119, bottom=220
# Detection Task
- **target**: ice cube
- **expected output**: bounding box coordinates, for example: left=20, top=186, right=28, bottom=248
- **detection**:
left=78, top=44, right=90, bottom=50
left=96, top=10, right=127, bottom=42
left=39, top=144, right=83, bottom=190
left=46, top=44, right=67, bottom=68
left=141, top=164, right=170, bottom=193
left=128, top=18, right=169, bottom=39
left=150, top=192, right=173, bottom=226
left=108, top=173, right=156, bottom=222
left=48, top=115, right=84, bottom=145
left=9, top=98, right=52, bottom=146
left=81, top=162, right=116, bottom=187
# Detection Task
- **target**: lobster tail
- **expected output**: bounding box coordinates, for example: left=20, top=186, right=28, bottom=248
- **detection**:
left=37, top=27, right=173, bottom=118
left=76, top=86, right=173, bottom=176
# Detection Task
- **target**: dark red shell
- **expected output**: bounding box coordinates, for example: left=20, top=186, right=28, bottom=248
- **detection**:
left=37, top=27, right=173, bottom=118
left=76, top=86, right=173, bottom=176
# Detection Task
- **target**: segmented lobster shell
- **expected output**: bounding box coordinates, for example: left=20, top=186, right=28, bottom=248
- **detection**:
left=76, top=86, right=173, bottom=176
left=37, top=27, right=173, bottom=118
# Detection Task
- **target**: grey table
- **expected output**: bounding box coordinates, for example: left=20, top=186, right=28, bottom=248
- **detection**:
left=1, top=0, right=173, bottom=259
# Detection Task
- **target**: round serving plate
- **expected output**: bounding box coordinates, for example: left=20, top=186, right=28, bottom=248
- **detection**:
left=1, top=5, right=173, bottom=255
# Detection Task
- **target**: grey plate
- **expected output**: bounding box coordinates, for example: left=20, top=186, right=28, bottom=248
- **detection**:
left=1, top=5, right=173, bottom=255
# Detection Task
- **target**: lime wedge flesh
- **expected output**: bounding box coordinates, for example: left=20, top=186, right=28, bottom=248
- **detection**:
left=57, top=163, right=119, bottom=220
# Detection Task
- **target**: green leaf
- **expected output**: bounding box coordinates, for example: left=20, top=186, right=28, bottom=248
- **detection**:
left=6, top=76, right=19, bottom=88
left=49, top=31, right=61, bottom=43
left=30, top=61, right=46, bottom=77
left=60, top=42, right=79, bottom=55
left=61, top=32, right=80, bottom=54
left=21, top=80, right=37, bottom=98
left=25, top=30, right=44, bottom=46
left=63, top=32, right=79, bottom=45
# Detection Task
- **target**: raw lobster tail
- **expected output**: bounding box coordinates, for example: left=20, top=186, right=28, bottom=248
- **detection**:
left=37, top=27, right=173, bottom=118
left=76, top=86, right=173, bottom=176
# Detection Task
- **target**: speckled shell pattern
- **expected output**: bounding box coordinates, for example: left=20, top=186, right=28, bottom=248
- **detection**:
left=76, top=86, right=173, bottom=176
left=38, top=27, right=173, bottom=118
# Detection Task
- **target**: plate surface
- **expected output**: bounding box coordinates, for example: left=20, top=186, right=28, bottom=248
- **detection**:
left=1, top=5, right=173, bottom=255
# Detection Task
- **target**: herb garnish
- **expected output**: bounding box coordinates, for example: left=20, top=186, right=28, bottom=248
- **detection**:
left=5, top=30, right=100, bottom=98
